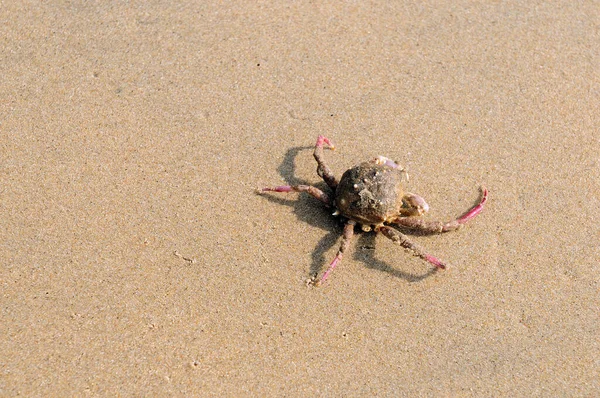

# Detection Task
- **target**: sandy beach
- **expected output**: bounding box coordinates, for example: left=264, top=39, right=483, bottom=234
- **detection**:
left=1, top=1, right=598, bottom=395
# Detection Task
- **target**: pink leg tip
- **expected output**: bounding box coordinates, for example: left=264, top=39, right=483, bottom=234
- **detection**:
left=480, top=188, right=488, bottom=204
left=457, top=188, right=488, bottom=224
left=262, top=186, right=292, bottom=193
left=319, top=255, right=341, bottom=284
left=316, top=135, right=335, bottom=150
left=425, top=254, right=446, bottom=269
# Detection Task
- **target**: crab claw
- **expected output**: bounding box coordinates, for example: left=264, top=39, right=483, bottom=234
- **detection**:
left=401, top=193, right=430, bottom=216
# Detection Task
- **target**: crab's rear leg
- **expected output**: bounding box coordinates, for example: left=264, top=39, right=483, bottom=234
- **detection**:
left=394, top=188, right=488, bottom=233
left=261, top=185, right=333, bottom=207
left=314, top=135, right=339, bottom=190
left=378, top=225, right=447, bottom=269
left=313, top=220, right=356, bottom=285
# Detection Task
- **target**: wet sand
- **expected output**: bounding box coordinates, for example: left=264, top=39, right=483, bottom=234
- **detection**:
left=1, top=2, right=598, bottom=395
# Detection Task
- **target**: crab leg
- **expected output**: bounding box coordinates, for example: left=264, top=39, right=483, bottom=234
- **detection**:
left=456, top=187, right=488, bottom=223
left=314, top=135, right=339, bottom=190
left=378, top=226, right=447, bottom=269
left=261, top=185, right=332, bottom=207
left=393, top=188, right=488, bottom=233
left=317, top=220, right=356, bottom=284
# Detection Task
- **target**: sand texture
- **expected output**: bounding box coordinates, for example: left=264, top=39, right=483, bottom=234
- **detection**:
left=1, top=1, right=599, bottom=396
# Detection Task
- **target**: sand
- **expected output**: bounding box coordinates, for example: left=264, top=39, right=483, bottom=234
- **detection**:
left=1, top=1, right=598, bottom=396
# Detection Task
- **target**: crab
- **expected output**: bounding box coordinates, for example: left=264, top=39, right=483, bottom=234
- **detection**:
left=260, top=135, right=488, bottom=285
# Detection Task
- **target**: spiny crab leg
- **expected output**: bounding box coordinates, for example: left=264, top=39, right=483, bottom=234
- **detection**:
left=433, top=188, right=486, bottom=267
left=314, top=220, right=356, bottom=285
left=393, top=187, right=488, bottom=233
left=379, top=225, right=447, bottom=269
left=314, top=135, right=338, bottom=190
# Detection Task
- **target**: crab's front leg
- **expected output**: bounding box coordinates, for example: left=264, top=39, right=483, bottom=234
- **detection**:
left=312, top=220, right=356, bottom=285
left=394, top=188, right=488, bottom=233
left=314, top=135, right=339, bottom=190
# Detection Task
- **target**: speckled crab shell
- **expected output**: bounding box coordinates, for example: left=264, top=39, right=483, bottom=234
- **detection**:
left=335, top=161, right=407, bottom=228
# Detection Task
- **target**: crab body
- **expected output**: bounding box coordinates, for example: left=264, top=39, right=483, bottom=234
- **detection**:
left=261, top=136, right=488, bottom=285
left=336, top=161, right=407, bottom=228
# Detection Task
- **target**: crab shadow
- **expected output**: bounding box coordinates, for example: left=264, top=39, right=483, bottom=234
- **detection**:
left=353, top=233, right=439, bottom=282
left=258, top=145, right=339, bottom=230
left=258, top=145, right=438, bottom=282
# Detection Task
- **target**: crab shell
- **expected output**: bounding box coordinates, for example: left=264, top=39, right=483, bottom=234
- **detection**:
left=334, top=160, right=422, bottom=231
